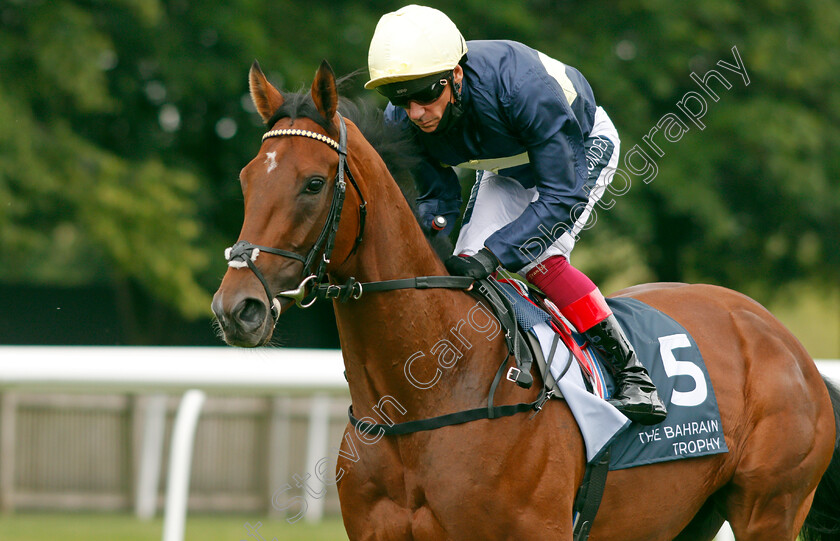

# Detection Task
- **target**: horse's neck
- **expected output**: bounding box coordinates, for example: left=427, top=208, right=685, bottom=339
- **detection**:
left=330, top=153, right=509, bottom=418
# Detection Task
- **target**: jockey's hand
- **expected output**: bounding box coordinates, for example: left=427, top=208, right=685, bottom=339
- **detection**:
left=445, top=247, right=500, bottom=280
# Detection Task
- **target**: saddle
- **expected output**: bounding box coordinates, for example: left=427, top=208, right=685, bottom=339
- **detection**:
left=473, top=274, right=614, bottom=541
left=476, top=273, right=598, bottom=399
left=350, top=274, right=725, bottom=541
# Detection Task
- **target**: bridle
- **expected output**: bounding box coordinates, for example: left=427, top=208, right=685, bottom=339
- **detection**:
left=224, top=108, right=542, bottom=421
left=224, top=112, right=476, bottom=320
left=224, top=113, right=368, bottom=319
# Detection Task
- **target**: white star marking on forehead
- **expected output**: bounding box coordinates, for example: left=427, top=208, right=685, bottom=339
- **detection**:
left=264, top=151, right=277, bottom=174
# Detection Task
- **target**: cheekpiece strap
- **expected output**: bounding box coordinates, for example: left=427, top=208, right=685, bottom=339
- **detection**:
left=239, top=112, right=366, bottom=312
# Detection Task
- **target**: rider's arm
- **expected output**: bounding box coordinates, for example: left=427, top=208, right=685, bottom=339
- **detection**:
left=483, top=65, right=590, bottom=271
left=384, top=105, right=461, bottom=235
left=414, top=159, right=461, bottom=235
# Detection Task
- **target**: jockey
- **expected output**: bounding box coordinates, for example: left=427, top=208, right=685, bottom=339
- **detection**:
left=364, top=5, right=666, bottom=426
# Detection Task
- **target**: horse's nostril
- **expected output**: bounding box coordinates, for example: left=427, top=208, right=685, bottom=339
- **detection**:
left=211, top=295, right=226, bottom=323
left=234, top=298, right=267, bottom=331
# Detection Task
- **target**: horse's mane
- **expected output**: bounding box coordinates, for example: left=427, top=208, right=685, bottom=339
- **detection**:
left=271, top=87, right=454, bottom=259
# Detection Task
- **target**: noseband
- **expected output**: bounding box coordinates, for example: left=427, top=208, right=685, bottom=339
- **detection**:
left=224, top=113, right=367, bottom=319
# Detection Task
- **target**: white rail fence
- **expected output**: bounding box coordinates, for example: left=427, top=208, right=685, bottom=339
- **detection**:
left=0, top=347, right=348, bottom=541
left=0, top=347, right=837, bottom=541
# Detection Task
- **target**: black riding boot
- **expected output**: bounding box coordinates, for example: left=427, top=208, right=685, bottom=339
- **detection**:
left=583, top=314, right=667, bottom=425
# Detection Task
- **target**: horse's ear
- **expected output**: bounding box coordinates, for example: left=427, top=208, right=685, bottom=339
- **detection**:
left=249, top=60, right=284, bottom=123
left=311, top=60, right=338, bottom=123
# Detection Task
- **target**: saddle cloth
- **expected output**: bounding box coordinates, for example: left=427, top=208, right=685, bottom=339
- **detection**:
left=493, top=279, right=728, bottom=469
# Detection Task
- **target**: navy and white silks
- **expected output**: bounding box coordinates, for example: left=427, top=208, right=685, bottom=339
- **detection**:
left=384, top=40, right=620, bottom=273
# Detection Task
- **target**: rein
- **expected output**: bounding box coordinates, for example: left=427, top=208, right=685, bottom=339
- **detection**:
left=224, top=113, right=551, bottom=435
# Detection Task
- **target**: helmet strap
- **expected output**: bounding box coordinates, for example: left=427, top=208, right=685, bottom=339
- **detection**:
left=432, top=73, right=465, bottom=135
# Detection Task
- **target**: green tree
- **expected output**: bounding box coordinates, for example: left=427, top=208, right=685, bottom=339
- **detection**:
left=1, top=0, right=837, bottom=343
left=0, top=0, right=208, bottom=321
left=515, top=0, right=840, bottom=298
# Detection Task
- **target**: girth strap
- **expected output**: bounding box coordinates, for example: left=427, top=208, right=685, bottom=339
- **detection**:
left=572, top=448, right=612, bottom=541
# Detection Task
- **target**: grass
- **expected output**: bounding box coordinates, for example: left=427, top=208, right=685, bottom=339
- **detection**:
left=0, top=512, right=350, bottom=541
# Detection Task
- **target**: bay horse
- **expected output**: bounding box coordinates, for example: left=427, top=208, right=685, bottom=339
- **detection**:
left=212, top=60, right=840, bottom=540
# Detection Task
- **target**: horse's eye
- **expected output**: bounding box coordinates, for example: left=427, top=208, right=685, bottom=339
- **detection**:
left=304, top=177, right=326, bottom=194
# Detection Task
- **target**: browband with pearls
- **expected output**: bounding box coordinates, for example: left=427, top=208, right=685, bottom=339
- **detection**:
left=261, top=128, right=340, bottom=151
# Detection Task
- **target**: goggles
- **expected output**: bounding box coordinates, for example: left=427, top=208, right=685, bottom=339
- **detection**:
left=378, top=72, right=451, bottom=108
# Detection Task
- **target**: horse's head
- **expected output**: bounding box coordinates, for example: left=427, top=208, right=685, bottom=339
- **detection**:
left=212, top=60, right=361, bottom=347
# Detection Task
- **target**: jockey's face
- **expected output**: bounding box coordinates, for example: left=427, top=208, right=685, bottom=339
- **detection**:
left=403, top=65, right=463, bottom=133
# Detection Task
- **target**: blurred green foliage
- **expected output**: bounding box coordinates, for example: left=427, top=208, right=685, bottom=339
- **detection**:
left=1, top=0, right=838, bottom=327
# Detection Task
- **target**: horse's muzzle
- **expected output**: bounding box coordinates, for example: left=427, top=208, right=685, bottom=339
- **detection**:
left=211, top=292, right=275, bottom=347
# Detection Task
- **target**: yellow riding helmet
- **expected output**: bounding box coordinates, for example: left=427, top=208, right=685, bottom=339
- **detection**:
left=365, top=5, right=468, bottom=90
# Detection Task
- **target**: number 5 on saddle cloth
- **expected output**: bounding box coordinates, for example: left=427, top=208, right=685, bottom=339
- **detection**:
left=490, top=277, right=728, bottom=469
